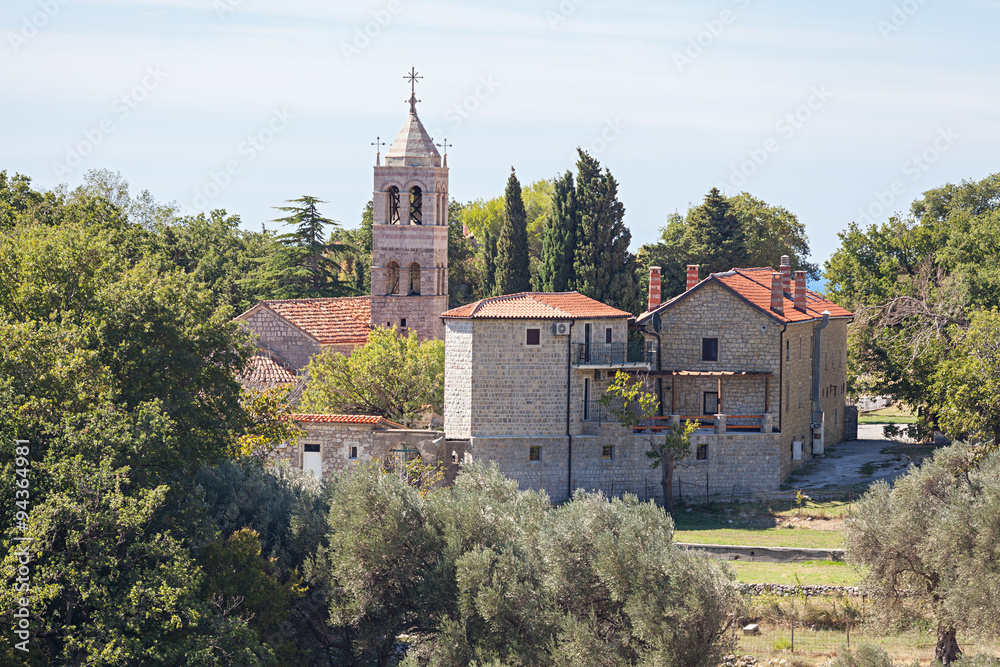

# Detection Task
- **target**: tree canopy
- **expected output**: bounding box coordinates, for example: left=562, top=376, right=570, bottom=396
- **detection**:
left=494, top=168, right=531, bottom=294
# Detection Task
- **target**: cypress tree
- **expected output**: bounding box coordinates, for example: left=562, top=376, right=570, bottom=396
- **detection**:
left=494, top=168, right=531, bottom=295
left=537, top=170, right=577, bottom=292
left=572, top=150, right=639, bottom=313
left=480, top=225, right=498, bottom=298
left=683, top=187, right=747, bottom=275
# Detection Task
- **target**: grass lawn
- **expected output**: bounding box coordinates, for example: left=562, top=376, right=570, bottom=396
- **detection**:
left=674, top=527, right=843, bottom=549
left=727, top=559, right=862, bottom=586
left=859, top=404, right=919, bottom=424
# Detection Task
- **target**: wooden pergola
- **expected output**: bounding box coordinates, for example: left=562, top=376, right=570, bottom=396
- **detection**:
left=640, top=370, right=774, bottom=415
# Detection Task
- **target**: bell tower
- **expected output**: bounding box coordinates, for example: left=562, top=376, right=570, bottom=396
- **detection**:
left=370, top=68, right=449, bottom=340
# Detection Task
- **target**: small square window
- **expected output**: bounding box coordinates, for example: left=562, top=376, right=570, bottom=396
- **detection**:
left=602, top=445, right=614, bottom=461
left=349, top=446, right=358, bottom=459
left=526, top=328, right=541, bottom=346
left=702, top=338, right=718, bottom=362
left=529, top=445, right=541, bottom=461
left=696, top=444, right=708, bottom=460
left=400, top=318, right=407, bottom=328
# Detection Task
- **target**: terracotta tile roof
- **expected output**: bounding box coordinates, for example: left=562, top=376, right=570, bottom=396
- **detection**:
left=291, top=414, right=405, bottom=429
left=639, top=268, right=852, bottom=324
left=239, top=353, right=298, bottom=390
left=263, top=296, right=372, bottom=345
left=441, top=292, right=631, bottom=320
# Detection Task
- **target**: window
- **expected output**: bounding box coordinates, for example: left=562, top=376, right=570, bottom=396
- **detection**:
left=703, top=391, right=718, bottom=416
left=386, top=261, right=400, bottom=295
left=349, top=446, right=358, bottom=460
left=409, top=186, right=422, bottom=224
left=400, top=318, right=407, bottom=328
left=529, top=445, right=541, bottom=462
left=602, top=445, right=614, bottom=461
left=451, top=451, right=458, bottom=464
left=594, top=370, right=601, bottom=381
left=696, top=444, right=708, bottom=460
left=387, top=186, right=400, bottom=224
left=304, top=444, right=320, bottom=452
left=584, top=323, right=592, bottom=361
left=408, top=263, right=421, bottom=295
left=702, top=338, right=718, bottom=362
left=605, top=328, right=612, bottom=344
left=584, top=379, right=591, bottom=420
left=526, top=328, right=540, bottom=346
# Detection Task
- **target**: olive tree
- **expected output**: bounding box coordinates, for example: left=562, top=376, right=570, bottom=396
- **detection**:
left=845, top=443, right=1000, bottom=664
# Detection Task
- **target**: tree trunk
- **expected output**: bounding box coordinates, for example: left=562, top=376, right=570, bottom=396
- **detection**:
left=935, top=625, right=962, bottom=665
left=662, top=456, right=674, bottom=515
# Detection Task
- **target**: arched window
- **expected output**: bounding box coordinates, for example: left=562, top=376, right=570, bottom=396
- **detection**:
left=387, top=186, right=400, bottom=224
left=386, top=261, right=400, bottom=295
left=409, top=186, right=422, bottom=225
left=408, top=263, right=421, bottom=295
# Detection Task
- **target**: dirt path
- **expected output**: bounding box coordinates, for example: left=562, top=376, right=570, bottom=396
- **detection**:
left=789, top=424, right=918, bottom=491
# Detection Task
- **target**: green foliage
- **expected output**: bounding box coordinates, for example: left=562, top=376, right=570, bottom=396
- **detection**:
left=334, top=200, right=373, bottom=295
left=572, top=149, right=640, bottom=314
left=829, top=643, right=897, bottom=667
left=237, top=387, right=303, bottom=460
left=447, top=201, right=478, bottom=306
left=494, top=168, right=531, bottom=295
left=249, top=195, right=351, bottom=299
left=844, top=442, right=1000, bottom=662
left=537, top=170, right=577, bottom=293
left=299, top=326, right=444, bottom=424
left=639, top=190, right=817, bottom=300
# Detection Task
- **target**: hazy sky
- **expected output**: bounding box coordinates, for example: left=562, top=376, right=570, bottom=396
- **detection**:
left=3, top=0, right=998, bottom=268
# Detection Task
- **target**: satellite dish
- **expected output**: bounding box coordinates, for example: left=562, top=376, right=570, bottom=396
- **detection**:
left=651, top=313, right=662, bottom=333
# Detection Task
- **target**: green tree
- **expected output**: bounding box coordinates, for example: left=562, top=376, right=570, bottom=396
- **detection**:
left=572, top=149, right=639, bottom=313
left=845, top=443, right=1000, bottom=664
left=299, top=327, right=444, bottom=425
left=479, top=224, right=498, bottom=299
left=494, top=168, right=531, bottom=294
left=252, top=196, right=350, bottom=299
left=325, top=464, right=442, bottom=667
left=536, top=170, right=577, bottom=292
left=334, top=200, right=373, bottom=296
left=684, top=187, right=747, bottom=276
left=599, top=371, right=697, bottom=514
left=447, top=201, right=478, bottom=306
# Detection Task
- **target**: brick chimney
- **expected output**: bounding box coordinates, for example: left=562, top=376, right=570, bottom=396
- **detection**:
left=794, top=271, right=807, bottom=312
left=648, top=266, right=662, bottom=311
left=686, top=265, right=700, bottom=291
left=780, top=256, right=791, bottom=295
left=770, top=272, right=784, bottom=315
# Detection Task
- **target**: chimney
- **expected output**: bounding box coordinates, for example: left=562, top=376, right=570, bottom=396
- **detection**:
left=780, top=256, right=791, bottom=295
left=648, top=266, right=662, bottom=311
left=686, top=265, right=700, bottom=291
left=770, top=272, right=784, bottom=315
left=794, top=271, right=807, bottom=312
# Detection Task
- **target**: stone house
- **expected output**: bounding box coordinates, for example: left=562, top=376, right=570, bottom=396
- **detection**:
left=636, top=258, right=854, bottom=479
left=277, top=414, right=466, bottom=484
left=439, top=291, right=771, bottom=503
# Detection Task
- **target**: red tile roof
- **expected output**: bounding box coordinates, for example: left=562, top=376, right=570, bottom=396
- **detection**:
left=441, top=292, right=630, bottom=320
left=640, top=268, right=853, bottom=324
left=262, top=296, right=372, bottom=345
left=238, top=353, right=298, bottom=390
left=291, top=413, right=405, bottom=429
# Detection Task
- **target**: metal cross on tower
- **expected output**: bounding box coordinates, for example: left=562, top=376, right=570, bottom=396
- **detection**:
left=404, top=66, right=422, bottom=113
left=436, top=138, right=453, bottom=167
left=371, top=136, right=385, bottom=166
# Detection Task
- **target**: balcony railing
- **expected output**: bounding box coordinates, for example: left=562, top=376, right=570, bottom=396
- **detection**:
left=582, top=405, right=774, bottom=434
left=573, top=341, right=657, bottom=367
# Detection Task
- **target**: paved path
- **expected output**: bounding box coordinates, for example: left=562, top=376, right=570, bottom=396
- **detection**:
left=790, top=424, right=916, bottom=491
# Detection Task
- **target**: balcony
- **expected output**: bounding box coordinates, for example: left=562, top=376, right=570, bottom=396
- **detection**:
left=582, top=403, right=774, bottom=435
left=573, top=341, right=657, bottom=369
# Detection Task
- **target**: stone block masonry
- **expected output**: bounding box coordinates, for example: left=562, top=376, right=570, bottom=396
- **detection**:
left=469, top=428, right=780, bottom=503
left=238, top=307, right=319, bottom=370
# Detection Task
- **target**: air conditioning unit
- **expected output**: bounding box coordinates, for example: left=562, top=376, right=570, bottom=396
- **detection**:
left=552, top=322, right=571, bottom=336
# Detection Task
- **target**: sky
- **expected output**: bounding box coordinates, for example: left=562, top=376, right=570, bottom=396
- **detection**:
left=2, top=0, right=998, bottom=270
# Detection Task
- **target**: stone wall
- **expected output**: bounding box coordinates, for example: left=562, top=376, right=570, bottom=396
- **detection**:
left=468, top=427, right=781, bottom=503
left=444, top=320, right=474, bottom=439
left=275, top=422, right=466, bottom=484
left=237, top=306, right=320, bottom=371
